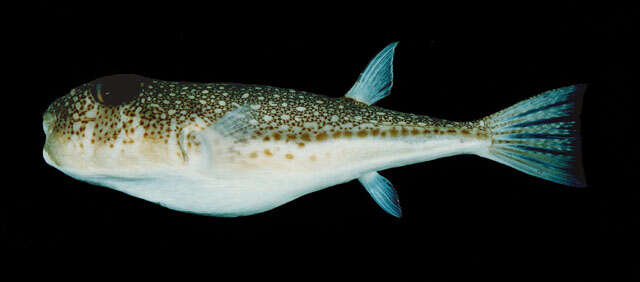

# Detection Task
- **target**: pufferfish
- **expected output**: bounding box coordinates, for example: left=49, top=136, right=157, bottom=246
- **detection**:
left=42, top=42, right=586, bottom=217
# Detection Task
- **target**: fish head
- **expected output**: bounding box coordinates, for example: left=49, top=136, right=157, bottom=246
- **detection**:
left=42, top=74, right=179, bottom=176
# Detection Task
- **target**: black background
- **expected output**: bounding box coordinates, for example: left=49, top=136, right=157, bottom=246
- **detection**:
left=5, top=2, right=637, bottom=279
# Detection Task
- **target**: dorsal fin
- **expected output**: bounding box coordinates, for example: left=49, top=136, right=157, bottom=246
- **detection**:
left=345, top=42, right=398, bottom=105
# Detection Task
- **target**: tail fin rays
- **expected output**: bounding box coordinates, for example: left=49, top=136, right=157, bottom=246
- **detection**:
left=479, top=84, right=587, bottom=187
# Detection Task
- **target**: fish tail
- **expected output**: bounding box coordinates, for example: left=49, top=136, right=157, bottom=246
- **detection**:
left=477, top=84, right=587, bottom=187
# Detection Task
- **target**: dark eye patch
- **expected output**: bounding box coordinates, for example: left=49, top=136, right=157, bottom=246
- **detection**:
left=92, top=74, right=149, bottom=106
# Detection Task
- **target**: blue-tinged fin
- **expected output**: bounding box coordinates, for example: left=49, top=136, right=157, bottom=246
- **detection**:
left=358, top=171, right=402, bottom=218
left=345, top=42, right=398, bottom=105
left=180, top=105, right=255, bottom=165
left=480, top=84, right=587, bottom=187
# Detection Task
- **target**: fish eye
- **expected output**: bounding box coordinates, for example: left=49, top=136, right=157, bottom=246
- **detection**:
left=91, top=74, right=148, bottom=106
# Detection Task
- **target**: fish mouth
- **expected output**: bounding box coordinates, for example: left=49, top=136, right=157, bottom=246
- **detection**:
left=42, top=146, right=59, bottom=168
left=42, top=110, right=55, bottom=136
left=42, top=111, right=58, bottom=167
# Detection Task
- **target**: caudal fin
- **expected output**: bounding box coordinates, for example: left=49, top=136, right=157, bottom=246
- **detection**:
left=479, top=84, right=587, bottom=187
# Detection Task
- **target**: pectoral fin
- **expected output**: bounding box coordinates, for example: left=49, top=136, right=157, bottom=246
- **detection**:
left=179, top=105, right=255, bottom=169
left=358, top=171, right=402, bottom=218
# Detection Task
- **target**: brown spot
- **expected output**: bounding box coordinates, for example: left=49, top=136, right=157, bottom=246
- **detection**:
left=298, top=142, right=305, bottom=148
left=285, top=153, right=294, bottom=160
left=461, top=129, right=471, bottom=135
left=401, top=127, right=409, bottom=136
left=332, top=131, right=342, bottom=139
left=344, top=131, right=352, bottom=138
left=411, top=129, right=420, bottom=135
left=109, top=144, right=114, bottom=148
left=263, top=136, right=271, bottom=141
left=264, top=149, right=273, bottom=156
left=273, top=133, right=281, bottom=141
left=372, top=128, right=380, bottom=136
left=310, top=155, right=317, bottom=161
left=344, top=97, right=369, bottom=106
left=380, top=131, right=387, bottom=137
left=301, top=133, right=311, bottom=142
left=357, top=130, right=368, bottom=137
left=447, top=129, right=457, bottom=133
left=390, top=128, right=399, bottom=137
left=432, top=129, right=439, bottom=134
left=316, top=132, right=328, bottom=141
left=91, top=139, right=95, bottom=144
left=286, top=134, right=297, bottom=142
left=249, top=152, right=258, bottom=158
left=477, top=132, right=489, bottom=139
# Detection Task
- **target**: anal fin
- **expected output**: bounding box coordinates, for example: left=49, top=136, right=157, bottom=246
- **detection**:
left=358, top=171, right=402, bottom=218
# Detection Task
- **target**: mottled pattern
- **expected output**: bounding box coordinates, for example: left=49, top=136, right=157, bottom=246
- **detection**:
left=45, top=74, right=485, bottom=154
left=42, top=72, right=586, bottom=217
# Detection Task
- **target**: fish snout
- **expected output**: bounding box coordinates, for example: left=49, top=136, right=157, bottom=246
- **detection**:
left=42, top=108, right=60, bottom=167
left=42, top=109, right=56, bottom=136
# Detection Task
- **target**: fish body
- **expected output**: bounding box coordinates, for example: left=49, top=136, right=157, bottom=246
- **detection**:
left=43, top=43, right=586, bottom=217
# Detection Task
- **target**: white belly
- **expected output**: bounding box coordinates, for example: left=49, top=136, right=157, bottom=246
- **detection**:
left=44, top=135, right=487, bottom=217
